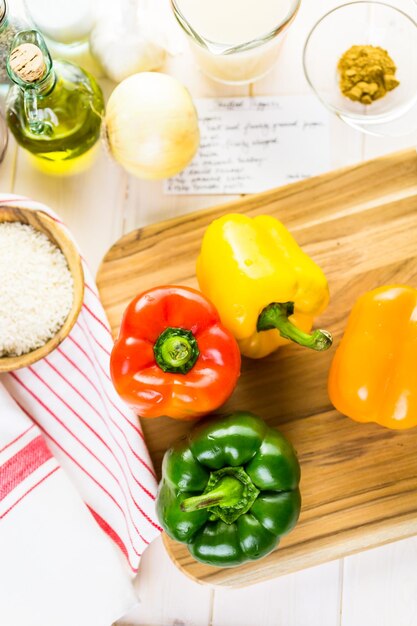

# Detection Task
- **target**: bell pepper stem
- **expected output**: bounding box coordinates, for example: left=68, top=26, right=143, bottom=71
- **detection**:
left=154, top=327, right=200, bottom=374
left=181, top=476, right=244, bottom=513
left=257, top=302, right=332, bottom=351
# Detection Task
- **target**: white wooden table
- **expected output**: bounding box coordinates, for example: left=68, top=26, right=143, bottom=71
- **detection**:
left=2, top=1, right=417, bottom=624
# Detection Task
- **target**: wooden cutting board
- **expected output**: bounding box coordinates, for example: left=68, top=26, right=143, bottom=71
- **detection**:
left=97, top=149, right=417, bottom=587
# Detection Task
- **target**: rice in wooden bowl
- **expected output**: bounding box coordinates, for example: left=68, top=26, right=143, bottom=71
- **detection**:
left=0, top=205, right=84, bottom=372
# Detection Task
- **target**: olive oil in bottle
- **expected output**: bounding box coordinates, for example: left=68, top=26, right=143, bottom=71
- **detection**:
left=6, top=30, right=104, bottom=175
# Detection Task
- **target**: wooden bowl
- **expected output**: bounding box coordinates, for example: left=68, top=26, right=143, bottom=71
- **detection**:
left=0, top=205, right=84, bottom=372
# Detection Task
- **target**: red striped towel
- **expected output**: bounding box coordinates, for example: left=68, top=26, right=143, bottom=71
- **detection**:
left=0, top=383, right=139, bottom=626
left=0, top=194, right=161, bottom=573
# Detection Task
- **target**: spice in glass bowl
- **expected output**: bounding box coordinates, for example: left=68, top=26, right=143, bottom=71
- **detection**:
left=338, top=45, right=399, bottom=105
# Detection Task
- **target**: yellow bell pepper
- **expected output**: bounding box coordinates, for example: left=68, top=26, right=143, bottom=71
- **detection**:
left=196, top=214, right=332, bottom=358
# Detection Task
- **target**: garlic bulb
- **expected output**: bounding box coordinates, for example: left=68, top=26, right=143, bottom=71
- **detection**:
left=89, top=0, right=166, bottom=83
left=105, top=72, right=200, bottom=180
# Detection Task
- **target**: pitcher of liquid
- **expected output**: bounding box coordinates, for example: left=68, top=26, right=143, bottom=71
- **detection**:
left=171, top=0, right=301, bottom=84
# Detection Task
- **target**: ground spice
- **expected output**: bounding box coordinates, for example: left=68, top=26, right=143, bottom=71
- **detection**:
left=338, top=45, right=399, bottom=105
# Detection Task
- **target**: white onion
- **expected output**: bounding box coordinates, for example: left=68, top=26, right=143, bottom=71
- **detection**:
left=105, top=72, right=200, bottom=180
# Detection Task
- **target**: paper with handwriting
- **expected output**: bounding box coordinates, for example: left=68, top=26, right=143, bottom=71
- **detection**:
left=164, top=96, right=331, bottom=195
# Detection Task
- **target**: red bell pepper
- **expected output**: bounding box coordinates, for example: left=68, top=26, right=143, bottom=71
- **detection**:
left=110, top=286, right=241, bottom=420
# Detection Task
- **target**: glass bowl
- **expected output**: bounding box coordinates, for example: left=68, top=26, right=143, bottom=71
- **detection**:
left=303, top=2, right=417, bottom=136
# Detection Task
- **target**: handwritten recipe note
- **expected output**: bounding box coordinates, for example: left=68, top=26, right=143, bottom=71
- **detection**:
left=164, top=95, right=331, bottom=195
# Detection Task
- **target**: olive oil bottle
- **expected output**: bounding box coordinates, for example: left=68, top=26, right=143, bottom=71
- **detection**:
left=6, top=30, right=104, bottom=175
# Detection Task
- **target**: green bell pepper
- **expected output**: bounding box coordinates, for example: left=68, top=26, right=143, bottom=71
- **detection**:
left=156, top=412, right=301, bottom=567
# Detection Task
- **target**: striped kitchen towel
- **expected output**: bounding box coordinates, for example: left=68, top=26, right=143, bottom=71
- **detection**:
left=0, top=194, right=162, bottom=574
left=0, top=383, right=139, bottom=626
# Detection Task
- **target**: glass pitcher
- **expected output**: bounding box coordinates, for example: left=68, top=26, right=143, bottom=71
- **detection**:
left=171, top=0, right=301, bottom=84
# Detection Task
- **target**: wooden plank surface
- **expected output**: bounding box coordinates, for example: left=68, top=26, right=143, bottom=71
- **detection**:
left=8, top=0, right=417, bottom=621
left=97, top=148, right=417, bottom=587
left=212, top=560, right=342, bottom=626
left=341, top=537, right=417, bottom=626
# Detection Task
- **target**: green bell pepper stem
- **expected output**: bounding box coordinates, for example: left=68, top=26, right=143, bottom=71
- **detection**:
left=181, top=476, right=245, bottom=513
left=257, top=302, right=332, bottom=352
left=153, top=327, right=200, bottom=374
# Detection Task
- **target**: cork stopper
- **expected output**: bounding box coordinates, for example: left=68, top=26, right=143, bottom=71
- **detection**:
left=9, top=43, right=46, bottom=83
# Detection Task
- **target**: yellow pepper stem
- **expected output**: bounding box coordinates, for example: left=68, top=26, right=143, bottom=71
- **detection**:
left=257, top=302, right=332, bottom=351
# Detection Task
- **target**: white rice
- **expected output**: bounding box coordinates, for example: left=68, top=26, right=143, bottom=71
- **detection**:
left=0, top=222, right=74, bottom=357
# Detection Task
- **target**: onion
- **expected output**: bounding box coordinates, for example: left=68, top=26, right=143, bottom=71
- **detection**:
left=105, top=72, right=200, bottom=180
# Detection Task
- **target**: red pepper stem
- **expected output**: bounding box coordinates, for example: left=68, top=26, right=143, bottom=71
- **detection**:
left=257, top=302, right=332, bottom=351
left=153, top=327, right=200, bottom=374
left=181, top=476, right=245, bottom=513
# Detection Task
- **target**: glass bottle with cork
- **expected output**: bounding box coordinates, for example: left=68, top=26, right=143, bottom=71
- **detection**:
left=6, top=30, right=104, bottom=175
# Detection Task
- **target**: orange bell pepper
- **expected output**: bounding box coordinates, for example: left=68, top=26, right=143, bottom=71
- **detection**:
left=328, top=285, right=417, bottom=430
